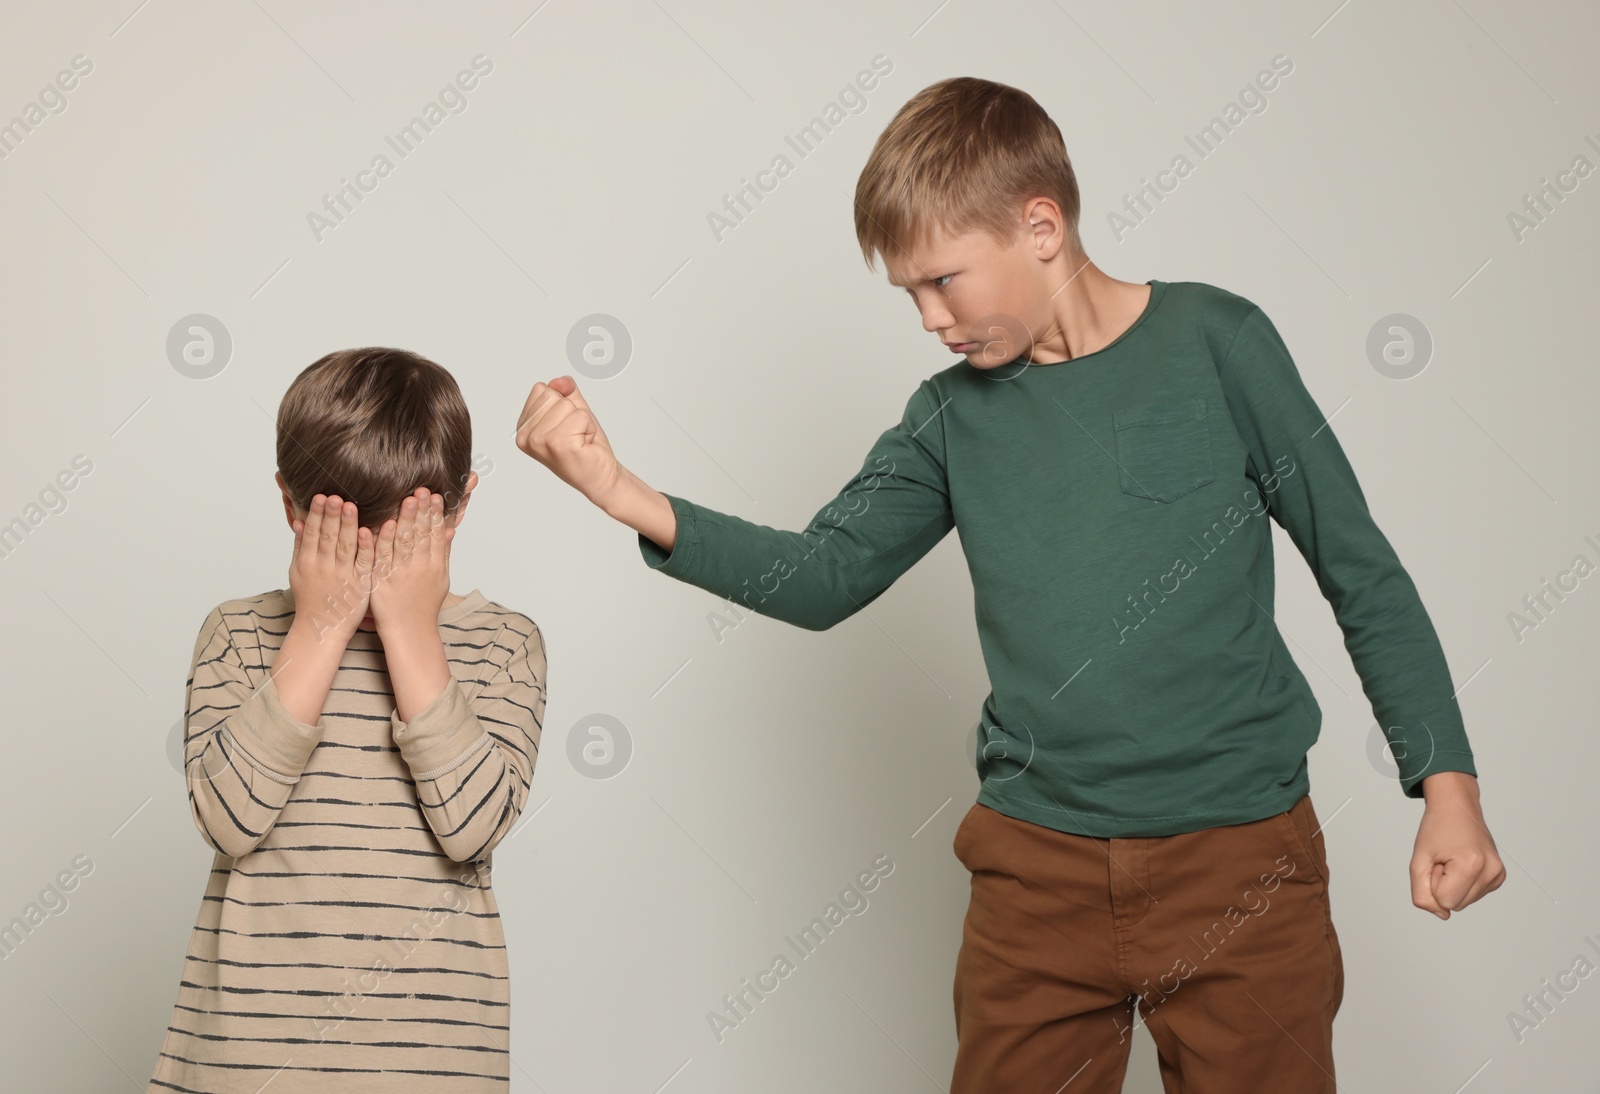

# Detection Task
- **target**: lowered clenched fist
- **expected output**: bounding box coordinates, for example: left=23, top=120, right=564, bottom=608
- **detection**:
left=515, top=375, right=623, bottom=505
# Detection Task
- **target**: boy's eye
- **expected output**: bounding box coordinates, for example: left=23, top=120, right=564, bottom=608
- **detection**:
left=934, top=274, right=954, bottom=289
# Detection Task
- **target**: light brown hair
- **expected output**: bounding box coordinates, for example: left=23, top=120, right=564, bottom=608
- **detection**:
left=853, top=76, right=1082, bottom=271
left=276, top=347, right=472, bottom=530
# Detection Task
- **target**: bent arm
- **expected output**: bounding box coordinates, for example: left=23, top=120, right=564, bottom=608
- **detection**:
left=183, top=608, right=329, bottom=857
left=613, top=380, right=955, bottom=631
left=1214, top=305, right=1477, bottom=798
left=392, top=620, right=547, bottom=863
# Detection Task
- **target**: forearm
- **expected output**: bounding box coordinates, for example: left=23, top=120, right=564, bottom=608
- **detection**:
left=595, top=381, right=954, bottom=631
left=1341, top=574, right=1478, bottom=790
left=184, top=609, right=327, bottom=857
left=270, top=618, right=353, bottom=726
left=390, top=625, right=546, bottom=863
left=1421, top=770, right=1480, bottom=805
left=597, top=464, right=677, bottom=552
left=411, top=731, right=527, bottom=862
left=188, top=731, right=298, bottom=858
left=381, top=622, right=454, bottom=723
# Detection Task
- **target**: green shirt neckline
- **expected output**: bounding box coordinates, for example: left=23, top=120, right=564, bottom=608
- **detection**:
left=1005, top=279, right=1167, bottom=372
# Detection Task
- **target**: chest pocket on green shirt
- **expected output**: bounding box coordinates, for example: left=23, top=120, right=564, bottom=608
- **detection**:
left=1112, top=396, right=1215, bottom=503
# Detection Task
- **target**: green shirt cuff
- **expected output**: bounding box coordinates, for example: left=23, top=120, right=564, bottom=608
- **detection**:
left=1399, top=749, right=1478, bottom=798
left=638, top=492, right=699, bottom=576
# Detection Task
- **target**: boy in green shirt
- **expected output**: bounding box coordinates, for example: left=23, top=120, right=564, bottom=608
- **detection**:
left=515, top=77, right=1503, bottom=1091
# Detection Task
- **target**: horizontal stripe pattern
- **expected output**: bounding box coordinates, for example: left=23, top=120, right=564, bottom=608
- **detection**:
left=149, top=588, right=544, bottom=1093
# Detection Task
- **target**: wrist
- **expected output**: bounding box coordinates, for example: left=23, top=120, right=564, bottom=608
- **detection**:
left=374, top=613, right=446, bottom=650
left=602, top=469, right=677, bottom=552
left=288, top=609, right=358, bottom=649
left=1420, top=770, right=1478, bottom=803
left=589, top=463, right=630, bottom=514
left=596, top=465, right=651, bottom=521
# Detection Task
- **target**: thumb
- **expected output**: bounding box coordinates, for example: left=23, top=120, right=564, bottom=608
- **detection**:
left=1431, top=857, right=1473, bottom=914
left=1410, top=852, right=1450, bottom=919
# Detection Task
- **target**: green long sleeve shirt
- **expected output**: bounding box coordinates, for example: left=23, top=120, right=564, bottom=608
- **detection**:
left=637, top=279, right=1477, bottom=837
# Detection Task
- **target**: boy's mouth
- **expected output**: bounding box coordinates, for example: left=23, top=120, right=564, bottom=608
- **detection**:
left=947, top=341, right=977, bottom=353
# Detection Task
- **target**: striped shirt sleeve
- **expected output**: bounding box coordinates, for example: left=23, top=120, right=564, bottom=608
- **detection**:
left=183, top=605, right=326, bottom=858
left=391, top=619, right=547, bottom=863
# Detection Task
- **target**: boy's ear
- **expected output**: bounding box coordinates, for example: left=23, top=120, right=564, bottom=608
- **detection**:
left=451, top=471, right=479, bottom=528
left=1021, top=196, right=1065, bottom=262
left=275, top=471, right=299, bottom=529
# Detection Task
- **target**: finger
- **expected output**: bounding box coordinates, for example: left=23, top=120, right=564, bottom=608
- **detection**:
left=1451, top=877, right=1490, bottom=912
left=1486, top=855, right=1508, bottom=896
left=515, top=382, right=557, bottom=441
left=319, top=496, right=344, bottom=558
left=374, top=517, right=396, bottom=582
left=435, top=495, right=449, bottom=560
left=414, top=491, right=436, bottom=560
left=1410, top=854, right=1449, bottom=918
left=1433, top=863, right=1459, bottom=914
left=516, top=383, right=573, bottom=448
left=301, top=495, right=326, bottom=559
left=338, top=498, right=359, bottom=567
left=522, top=396, right=579, bottom=456
left=396, top=495, right=418, bottom=560
left=413, top=493, right=429, bottom=555
left=354, top=525, right=375, bottom=594
left=556, top=376, right=594, bottom=415
left=554, top=380, right=610, bottom=451
left=1438, top=856, right=1489, bottom=911
left=424, top=493, right=443, bottom=556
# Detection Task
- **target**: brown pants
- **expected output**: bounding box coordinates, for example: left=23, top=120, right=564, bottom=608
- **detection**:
left=951, top=795, right=1343, bottom=1093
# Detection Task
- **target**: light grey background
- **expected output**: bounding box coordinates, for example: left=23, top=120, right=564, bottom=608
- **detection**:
left=2, top=0, right=1596, bottom=1091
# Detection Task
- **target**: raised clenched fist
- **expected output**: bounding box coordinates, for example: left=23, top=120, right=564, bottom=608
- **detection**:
left=514, top=375, right=624, bottom=506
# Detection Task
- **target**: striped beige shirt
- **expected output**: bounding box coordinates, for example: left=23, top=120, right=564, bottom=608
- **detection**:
left=148, top=587, right=545, bottom=1093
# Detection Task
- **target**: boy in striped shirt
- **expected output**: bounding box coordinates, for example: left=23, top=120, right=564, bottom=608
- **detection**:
left=150, top=347, right=545, bottom=1093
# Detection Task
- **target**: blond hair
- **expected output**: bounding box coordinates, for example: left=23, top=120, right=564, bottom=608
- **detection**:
left=853, top=76, right=1082, bottom=270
